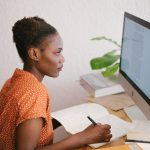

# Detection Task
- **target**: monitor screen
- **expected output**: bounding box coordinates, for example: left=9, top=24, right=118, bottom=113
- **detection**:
left=120, top=12, right=150, bottom=108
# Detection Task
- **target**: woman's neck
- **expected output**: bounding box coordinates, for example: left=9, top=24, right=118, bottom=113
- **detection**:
left=23, top=64, right=44, bottom=82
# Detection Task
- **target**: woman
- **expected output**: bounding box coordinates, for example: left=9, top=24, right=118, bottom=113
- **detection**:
left=0, top=16, right=112, bottom=150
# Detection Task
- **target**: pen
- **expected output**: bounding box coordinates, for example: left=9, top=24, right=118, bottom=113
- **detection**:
left=87, top=116, right=97, bottom=126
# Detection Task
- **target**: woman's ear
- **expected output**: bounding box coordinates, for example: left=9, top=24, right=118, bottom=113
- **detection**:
left=27, top=47, right=41, bottom=62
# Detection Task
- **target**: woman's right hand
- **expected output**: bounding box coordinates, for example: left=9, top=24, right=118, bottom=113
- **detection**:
left=78, top=123, right=112, bottom=146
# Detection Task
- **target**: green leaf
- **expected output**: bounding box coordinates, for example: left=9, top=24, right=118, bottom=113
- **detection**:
left=91, top=36, right=106, bottom=40
left=103, top=50, right=117, bottom=57
left=91, top=36, right=121, bottom=47
left=102, top=63, right=119, bottom=77
left=90, top=53, right=120, bottom=70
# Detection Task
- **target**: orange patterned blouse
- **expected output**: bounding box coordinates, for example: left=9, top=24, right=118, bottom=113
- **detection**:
left=0, top=68, right=54, bottom=150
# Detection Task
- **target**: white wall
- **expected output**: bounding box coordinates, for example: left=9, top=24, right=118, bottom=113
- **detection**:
left=0, top=0, right=150, bottom=112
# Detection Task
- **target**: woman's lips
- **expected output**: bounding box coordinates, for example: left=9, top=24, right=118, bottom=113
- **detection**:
left=57, top=66, right=63, bottom=71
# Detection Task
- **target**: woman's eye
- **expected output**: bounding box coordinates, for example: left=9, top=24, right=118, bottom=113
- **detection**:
left=54, top=49, right=62, bottom=56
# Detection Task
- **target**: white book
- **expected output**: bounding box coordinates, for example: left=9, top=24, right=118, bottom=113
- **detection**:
left=51, top=103, right=131, bottom=148
left=127, top=120, right=150, bottom=142
left=80, top=73, right=125, bottom=97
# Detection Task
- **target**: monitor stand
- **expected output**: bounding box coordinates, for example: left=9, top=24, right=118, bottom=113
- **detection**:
left=124, top=105, right=148, bottom=121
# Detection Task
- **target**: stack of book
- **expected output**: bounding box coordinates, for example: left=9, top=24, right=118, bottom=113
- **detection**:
left=80, top=72, right=124, bottom=97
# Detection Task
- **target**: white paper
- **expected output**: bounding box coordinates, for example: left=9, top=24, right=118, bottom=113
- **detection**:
left=52, top=103, right=109, bottom=133
left=137, top=143, right=150, bottom=150
left=130, top=120, right=150, bottom=132
left=124, top=105, right=147, bottom=121
left=127, top=120, right=150, bottom=142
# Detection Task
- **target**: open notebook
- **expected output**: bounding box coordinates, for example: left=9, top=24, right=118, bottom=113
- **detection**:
left=51, top=103, right=131, bottom=148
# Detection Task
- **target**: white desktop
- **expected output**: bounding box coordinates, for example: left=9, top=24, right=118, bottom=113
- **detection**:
left=119, top=12, right=150, bottom=120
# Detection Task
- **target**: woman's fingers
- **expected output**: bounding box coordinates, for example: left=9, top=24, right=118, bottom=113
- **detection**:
left=104, top=134, right=112, bottom=142
left=102, top=124, right=111, bottom=130
left=104, top=129, right=111, bottom=134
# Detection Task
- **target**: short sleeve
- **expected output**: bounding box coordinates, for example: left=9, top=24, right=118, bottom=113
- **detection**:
left=16, top=87, right=48, bottom=127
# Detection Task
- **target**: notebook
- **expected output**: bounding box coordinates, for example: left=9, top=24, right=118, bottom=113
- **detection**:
left=127, top=120, right=150, bottom=143
left=51, top=103, right=131, bottom=148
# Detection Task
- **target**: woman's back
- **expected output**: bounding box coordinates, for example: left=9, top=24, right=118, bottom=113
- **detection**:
left=0, top=68, right=53, bottom=150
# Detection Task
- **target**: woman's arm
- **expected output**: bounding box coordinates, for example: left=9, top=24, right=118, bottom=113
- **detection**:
left=16, top=118, right=112, bottom=150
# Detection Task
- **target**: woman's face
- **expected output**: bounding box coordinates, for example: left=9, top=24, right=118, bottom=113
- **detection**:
left=36, top=33, right=65, bottom=77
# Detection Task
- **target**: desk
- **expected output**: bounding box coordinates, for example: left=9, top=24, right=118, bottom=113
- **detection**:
left=77, top=94, right=131, bottom=150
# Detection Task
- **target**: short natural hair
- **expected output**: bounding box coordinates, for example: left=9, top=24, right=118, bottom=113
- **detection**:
left=12, top=16, right=57, bottom=63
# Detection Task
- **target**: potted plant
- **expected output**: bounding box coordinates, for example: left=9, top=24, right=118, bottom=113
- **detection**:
left=90, top=36, right=121, bottom=77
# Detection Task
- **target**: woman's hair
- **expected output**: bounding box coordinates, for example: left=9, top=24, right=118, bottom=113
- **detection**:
left=12, top=16, right=57, bottom=63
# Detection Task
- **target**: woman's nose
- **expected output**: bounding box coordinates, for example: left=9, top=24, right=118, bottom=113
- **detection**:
left=60, top=54, right=65, bottom=63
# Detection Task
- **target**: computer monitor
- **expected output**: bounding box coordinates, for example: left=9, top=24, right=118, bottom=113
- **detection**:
left=119, top=12, right=150, bottom=120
